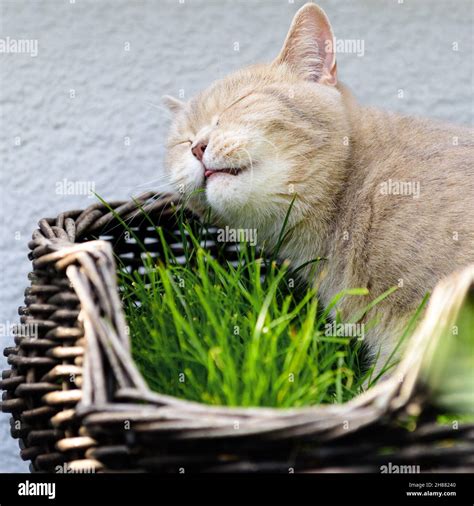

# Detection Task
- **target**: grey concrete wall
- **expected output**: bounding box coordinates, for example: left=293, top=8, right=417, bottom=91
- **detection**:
left=0, top=0, right=472, bottom=472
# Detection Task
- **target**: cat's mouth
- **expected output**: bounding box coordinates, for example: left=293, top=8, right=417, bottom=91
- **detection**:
left=204, top=166, right=247, bottom=179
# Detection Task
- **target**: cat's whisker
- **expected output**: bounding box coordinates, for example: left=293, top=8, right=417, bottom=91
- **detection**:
left=128, top=176, right=173, bottom=191
left=255, top=137, right=279, bottom=155
left=107, top=188, right=187, bottom=245
left=238, top=148, right=258, bottom=189
left=146, top=100, right=174, bottom=119
left=121, top=180, right=173, bottom=193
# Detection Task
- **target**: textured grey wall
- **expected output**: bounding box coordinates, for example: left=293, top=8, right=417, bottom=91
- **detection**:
left=0, top=0, right=472, bottom=472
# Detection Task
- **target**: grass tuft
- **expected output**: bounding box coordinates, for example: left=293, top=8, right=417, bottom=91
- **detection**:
left=111, top=202, right=414, bottom=408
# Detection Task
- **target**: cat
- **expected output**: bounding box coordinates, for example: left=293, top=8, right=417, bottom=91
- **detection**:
left=163, top=3, right=474, bottom=372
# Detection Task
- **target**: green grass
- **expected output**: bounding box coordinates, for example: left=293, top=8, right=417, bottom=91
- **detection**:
left=112, top=201, right=411, bottom=408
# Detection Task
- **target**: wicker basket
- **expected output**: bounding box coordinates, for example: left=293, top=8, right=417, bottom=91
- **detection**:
left=2, top=193, right=473, bottom=473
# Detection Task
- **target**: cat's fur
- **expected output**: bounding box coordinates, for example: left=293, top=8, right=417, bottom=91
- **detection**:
left=164, top=3, right=474, bottom=366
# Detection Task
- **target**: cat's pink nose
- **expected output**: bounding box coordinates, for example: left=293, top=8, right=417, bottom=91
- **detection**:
left=191, top=142, right=207, bottom=161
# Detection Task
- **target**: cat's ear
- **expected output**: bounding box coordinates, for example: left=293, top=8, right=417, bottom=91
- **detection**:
left=275, top=3, right=337, bottom=86
left=163, top=95, right=185, bottom=114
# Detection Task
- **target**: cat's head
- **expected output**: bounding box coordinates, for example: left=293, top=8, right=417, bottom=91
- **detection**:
left=164, top=3, right=350, bottom=238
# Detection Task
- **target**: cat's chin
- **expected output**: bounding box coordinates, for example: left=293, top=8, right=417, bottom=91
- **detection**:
left=204, top=171, right=252, bottom=215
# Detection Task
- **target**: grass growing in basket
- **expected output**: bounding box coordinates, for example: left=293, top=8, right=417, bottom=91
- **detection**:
left=106, top=197, right=422, bottom=408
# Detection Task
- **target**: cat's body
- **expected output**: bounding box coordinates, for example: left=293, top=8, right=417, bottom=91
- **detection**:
left=310, top=88, right=474, bottom=359
left=164, top=3, right=474, bottom=367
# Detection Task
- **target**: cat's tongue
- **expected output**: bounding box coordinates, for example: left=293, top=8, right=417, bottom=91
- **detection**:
left=205, top=168, right=240, bottom=178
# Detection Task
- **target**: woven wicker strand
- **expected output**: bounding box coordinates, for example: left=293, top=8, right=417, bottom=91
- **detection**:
left=1, top=193, right=473, bottom=473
